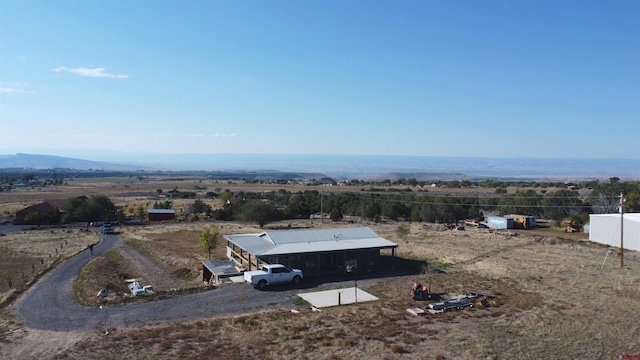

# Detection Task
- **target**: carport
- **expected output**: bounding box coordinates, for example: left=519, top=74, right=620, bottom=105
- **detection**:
left=202, top=259, right=243, bottom=284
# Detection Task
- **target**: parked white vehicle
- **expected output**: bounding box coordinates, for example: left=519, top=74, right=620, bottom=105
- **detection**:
left=244, top=264, right=303, bottom=289
left=101, top=224, right=114, bottom=234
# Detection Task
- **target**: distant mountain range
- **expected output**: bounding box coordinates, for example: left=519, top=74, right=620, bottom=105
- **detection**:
left=0, top=153, right=639, bottom=181
left=0, top=153, right=144, bottom=171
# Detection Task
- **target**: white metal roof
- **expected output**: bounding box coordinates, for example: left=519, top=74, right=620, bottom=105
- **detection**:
left=224, top=226, right=397, bottom=256
left=590, top=213, right=640, bottom=223
left=147, top=209, right=176, bottom=214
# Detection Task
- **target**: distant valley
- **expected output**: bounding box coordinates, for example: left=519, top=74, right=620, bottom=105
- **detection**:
left=0, top=153, right=638, bottom=181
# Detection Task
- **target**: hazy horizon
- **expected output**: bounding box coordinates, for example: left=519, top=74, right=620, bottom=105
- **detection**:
left=1, top=152, right=639, bottom=181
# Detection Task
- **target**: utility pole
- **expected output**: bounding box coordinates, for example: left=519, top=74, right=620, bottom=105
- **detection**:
left=320, top=192, right=323, bottom=223
left=620, top=192, right=624, bottom=268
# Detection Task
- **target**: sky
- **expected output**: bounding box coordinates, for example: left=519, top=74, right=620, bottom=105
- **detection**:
left=0, top=0, right=638, bottom=161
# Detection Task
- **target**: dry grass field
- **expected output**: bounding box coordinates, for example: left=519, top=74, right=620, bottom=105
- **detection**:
left=1, top=178, right=639, bottom=359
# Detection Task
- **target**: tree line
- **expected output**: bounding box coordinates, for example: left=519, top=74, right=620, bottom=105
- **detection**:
left=19, top=178, right=640, bottom=229
left=211, top=178, right=640, bottom=228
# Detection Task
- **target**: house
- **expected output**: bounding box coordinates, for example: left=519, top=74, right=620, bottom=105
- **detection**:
left=589, top=213, right=640, bottom=251
left=15, top=202, right=58, bottom=224
left=14, top=196, right=89, bottom=224
left=44, top=196, right=88, bottom=211
left=224, top=226, right=398, bottom=275
left=147, top=209, right=176, bottom=222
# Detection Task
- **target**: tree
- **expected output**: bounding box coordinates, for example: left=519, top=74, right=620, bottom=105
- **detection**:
left=625, top=192, right=640, bottom=213
left=330, top=207, right=343, bottom=222
left=192, top=199, right=212, bottom=214
left=153, top=200, right=172, bottom=209
left=137, top=204, right=146, bottom=222
left=62, top=195, right=115, bottom=223
left=200, top=225, right=220, bottom=259
left=396, top=224, right=410, bottom=239
left=20, top=172, right=35, bottom=183
left=237, top=202, right=278, bottom=228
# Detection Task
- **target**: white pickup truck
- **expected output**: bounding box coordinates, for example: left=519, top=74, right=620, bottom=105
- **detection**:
left=244, top=264, right=303, bottom=289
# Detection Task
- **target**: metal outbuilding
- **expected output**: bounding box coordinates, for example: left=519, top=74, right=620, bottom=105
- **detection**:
left=224, top=226, right=398, bottom=275
left=589, top=213, right=640, bottom=251
left=147, top=209, right=176, bottom=222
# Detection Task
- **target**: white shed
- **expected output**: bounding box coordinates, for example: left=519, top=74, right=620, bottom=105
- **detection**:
left=589, top=213, right=640, bottom=251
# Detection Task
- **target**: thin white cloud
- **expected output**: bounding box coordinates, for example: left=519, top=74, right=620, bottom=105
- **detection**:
left=54, top=66, right=128, bottom=79
left=0, top=87, right=34, bottom=94
left=214, top=133, right=237, bottom=138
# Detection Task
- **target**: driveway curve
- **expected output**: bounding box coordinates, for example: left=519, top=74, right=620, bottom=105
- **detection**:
left=12, top=233, right=295, bottom=331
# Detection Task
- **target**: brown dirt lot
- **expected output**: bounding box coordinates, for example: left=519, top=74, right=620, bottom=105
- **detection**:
left=1, top=179, right=638, bottom=359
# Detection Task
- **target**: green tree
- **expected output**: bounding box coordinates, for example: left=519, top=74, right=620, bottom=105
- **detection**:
left=200, top=224, right=220, bottom=259
left=137, top=204, right=146, bottom=222
left=63, top=195, right=115, bottom=222
left=20, top=172, right=35, bottom=183
left=330, top=207, right=343, bottom=222
left=192, top=199, right=212, bottom=214
left=237, top=202, right=278, bottom=228
left=153, top=200, right=172, bottom=209
left=624, top=192, right=640, bottom=213
left=396, top=224, right=410, bottom=239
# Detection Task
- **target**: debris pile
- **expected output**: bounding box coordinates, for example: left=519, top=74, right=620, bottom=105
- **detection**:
left=410, top=282, right=442, bottom=301
left=408, top=283, right=495, bottom=315
left=125, top=278, right=154, bottom=296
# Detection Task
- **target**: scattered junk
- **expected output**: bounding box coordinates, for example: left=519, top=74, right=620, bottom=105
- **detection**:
left=427, top=296, right=474, bottom=313
left=465, top=219, right=488, bottom=228
left=408, top=284, right=495, bottom=315
left=410, top=282, right=442, bottom=301
left=97, top=288, right=108, bottom=298
left=406, top=307, right=426, bottom=316
left=125, top=278, right=154, bottom=296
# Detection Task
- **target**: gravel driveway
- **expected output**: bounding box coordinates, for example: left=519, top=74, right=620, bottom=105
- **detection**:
left=12, top=233, right=297, bottom=331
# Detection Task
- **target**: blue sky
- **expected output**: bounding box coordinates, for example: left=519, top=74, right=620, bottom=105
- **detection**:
left=1, top=1, right=638, bottom=160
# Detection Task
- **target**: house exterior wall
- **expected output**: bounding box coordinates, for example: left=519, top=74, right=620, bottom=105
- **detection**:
left=226, top=244, right=393, bottom=275
left=148, top=212, right=176, bottom=221
left=258, top=249, right=383, bottom=275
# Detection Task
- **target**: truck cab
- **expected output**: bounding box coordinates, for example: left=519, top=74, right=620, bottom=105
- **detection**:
left=244, top=264, right=303, bottom=289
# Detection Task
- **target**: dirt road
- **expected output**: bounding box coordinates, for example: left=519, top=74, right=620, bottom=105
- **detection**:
left=11, top=233, right=296, bottom=332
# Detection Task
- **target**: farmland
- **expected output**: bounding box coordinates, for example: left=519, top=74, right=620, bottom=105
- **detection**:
left=1, top=176, right=639, bottom=359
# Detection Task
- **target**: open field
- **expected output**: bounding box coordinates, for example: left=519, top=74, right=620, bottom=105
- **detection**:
left=0, top=227, right=99, bottom=307
left=1, top=178, right=638, bottom=359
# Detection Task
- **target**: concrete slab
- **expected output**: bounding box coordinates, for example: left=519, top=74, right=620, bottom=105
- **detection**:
left=298, top=287, right=378, bottom=308
left=228, top=276, right=245, bottom=283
